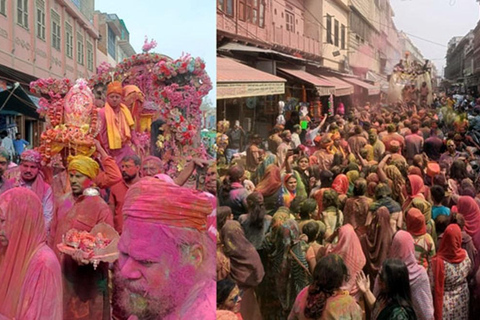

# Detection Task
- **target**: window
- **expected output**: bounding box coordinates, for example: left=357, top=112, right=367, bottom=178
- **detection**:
left=239, top=0, right=264, bottom=27
left=51, top=10, right=61, bottom=50
left=0, top=0, right=6, bottom=16
left=334, top=20, right=339, bottom=47
left=17, top=0, right=28, bottom=28
left=77, top=32, right=84, bottom=65
left=65, top=22, right=73, bottom=58
left=286, top=11, right=294, bottom=33
left=239, top=0, right=246, bottom=21
left=87, top=41, right=93, bottom=71
left=341, top=25, right=346, bottom=50
left=36, top=0, right=45, bottom=40
left=217, top=0, right=233, bottom=16
left=326, top=15, right=332, bottom=44
left=259, top=2, right=265, bottom=27
left=107, top=27, right=116, bottom=59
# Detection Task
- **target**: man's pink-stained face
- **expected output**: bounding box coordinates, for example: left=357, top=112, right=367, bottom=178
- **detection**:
left=107, top=93, right=122, bottom=108
left=20, top=161, right=39, bottom=182
left=116, top=219, right=198, bottom=319
left=141, top=160, right=162, bottom=177
left=204, top=166, right=217, bottom=195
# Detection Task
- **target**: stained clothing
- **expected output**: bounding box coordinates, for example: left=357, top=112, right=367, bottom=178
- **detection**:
left=49, top=193, right=113, bottom=320
left=0, top=188, right=62, bottom=320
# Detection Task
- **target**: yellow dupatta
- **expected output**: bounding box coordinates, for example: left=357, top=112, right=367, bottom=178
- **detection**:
left=104, top=102, right=135, bottom=149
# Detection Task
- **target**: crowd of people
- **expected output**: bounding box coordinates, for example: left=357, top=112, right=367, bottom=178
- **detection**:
left=216, top=95, right=480, bottom=320
left=0, top=81, right=217, bottom=319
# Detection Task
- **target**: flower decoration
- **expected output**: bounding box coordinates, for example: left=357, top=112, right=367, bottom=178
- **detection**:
left=30, top=78, right=72, bottom=97
left=32, top=79, right=98, bottom=165
left=87, top=62, right=113, bottom=87
left=142, top=36, right=158, bottom=53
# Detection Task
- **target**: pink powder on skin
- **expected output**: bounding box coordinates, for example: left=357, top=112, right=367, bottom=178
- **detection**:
left=116, top=219, right=211, bottom=318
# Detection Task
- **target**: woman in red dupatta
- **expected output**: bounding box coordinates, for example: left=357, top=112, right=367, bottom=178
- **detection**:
left=0, top=188, right=62, bottom=320
left=402, top=174, right=426, bottom=212
left=331, top=174, right=349, bottom=206
left=322, top=224, right=366, bottom=301
left=255, top=164, right=282, bottom=215
left=429, top=224, right=470, bottom=320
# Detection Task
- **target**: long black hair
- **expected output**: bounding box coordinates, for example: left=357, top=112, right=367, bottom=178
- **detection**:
left=304, top=254, right=349, bottom=318
left=217, top=278, right=237, bottom=308
left=246, top=191, right=266, bottom=229
left=378, top=259, right=414, bottom=311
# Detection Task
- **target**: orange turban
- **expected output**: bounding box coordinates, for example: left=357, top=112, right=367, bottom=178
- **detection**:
left=123, top=177, right=213, bottom=231
left=107, top=81, right=123, bottom=96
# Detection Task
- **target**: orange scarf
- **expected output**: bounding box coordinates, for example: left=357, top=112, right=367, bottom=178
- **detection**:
left=104, top=102, right=135, bottom=150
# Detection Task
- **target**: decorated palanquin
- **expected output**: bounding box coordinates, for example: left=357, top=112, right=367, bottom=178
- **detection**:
left=29, top=38, right=212, bottom=175
left=88, top=38, right=213, bottom=175
left=30, top=78, right=98, bottom=165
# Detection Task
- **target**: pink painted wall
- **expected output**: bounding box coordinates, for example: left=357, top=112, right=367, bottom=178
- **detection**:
left=0, top=0, right=99, bottom=82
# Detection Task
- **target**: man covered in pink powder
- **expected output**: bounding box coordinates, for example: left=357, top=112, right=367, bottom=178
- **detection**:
left=11, top=149, right=54, bottom=233
left=115, top=177, right=215, bottom=320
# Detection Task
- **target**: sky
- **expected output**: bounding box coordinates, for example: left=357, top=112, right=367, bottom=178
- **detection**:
left=94, top=0, right=216, bottom=104
left=390, top=0, right=479, bottom=76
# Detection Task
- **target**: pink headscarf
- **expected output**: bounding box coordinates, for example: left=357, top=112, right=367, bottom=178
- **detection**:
left=456, top=196, right=480, bottom=251
left=387, top=231, right=434, bottom=320
left=388, top=231, right=424, bottom=282
left=328, top=224, right=366, bottom=296
left=0, top=188, right=61, bottom=318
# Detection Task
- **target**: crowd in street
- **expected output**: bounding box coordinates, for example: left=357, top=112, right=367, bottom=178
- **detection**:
left=216, top=95, right=480, bottom=320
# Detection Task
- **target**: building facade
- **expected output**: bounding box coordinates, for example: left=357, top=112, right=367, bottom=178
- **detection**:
left=94, top=11, right=136, bottom=67
left=0, top=0, right=99, bottom=81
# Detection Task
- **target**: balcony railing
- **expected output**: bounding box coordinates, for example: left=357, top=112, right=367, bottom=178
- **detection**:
left=217, top=13, right=321, bottom=58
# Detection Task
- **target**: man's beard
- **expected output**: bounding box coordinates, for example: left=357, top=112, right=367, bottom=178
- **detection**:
left=114, top=265, right=196, bottom=319
left=122, top=172, right=137, bottom=183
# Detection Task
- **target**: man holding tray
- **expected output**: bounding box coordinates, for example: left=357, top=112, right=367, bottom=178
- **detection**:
left=49, top=155, right=113, bottom=320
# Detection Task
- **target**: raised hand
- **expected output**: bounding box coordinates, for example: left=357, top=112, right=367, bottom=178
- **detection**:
left=356, top=270, right=370, bottom=294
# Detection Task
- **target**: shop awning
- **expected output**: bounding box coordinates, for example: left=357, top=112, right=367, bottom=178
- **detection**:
left=315, top=75, right=353, bottom=96
left=339, top=76, right=380, bottom=95
left=277, top=67, right=335, bottom=96
left=217, top=57, right=286, bottom=99
left=218, top=42, right=306, bottom=62
left=366, top=71, right=389, bottom=93
left=0, top=84, right=40, bottom=119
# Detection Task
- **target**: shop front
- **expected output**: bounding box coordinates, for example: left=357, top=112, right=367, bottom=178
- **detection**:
left=217, top=56, right=286, bottom=138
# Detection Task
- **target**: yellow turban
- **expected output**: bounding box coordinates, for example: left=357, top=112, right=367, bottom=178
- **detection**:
left=67, top=155, right=99, bottom=180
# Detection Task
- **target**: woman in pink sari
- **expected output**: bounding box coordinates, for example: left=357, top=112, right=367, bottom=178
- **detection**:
left=456, top=196, right=480, bottom=251
left=320, top=224, right=366, bottom=301
left=377, top=231, right=434, bottom=320
left=0, top=188, right=62, bottom=320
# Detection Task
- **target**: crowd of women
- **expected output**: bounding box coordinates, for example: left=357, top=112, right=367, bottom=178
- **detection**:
left=216, top=97, right=480, bottom=320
